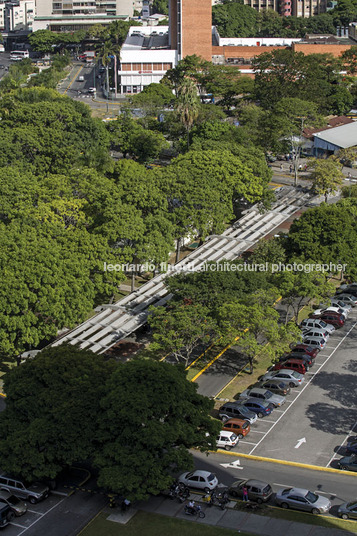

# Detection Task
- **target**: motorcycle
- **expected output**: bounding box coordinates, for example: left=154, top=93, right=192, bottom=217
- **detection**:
left=184, top=504, right=205, bottom=518
left=167, top=482, right=190, bottom=503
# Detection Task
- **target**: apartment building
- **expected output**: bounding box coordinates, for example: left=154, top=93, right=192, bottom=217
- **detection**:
left=0, top=1, right=5, bottom=30
left=34, top=0, right=134, bottom=18
left=5, top=0, right=34, bottom=32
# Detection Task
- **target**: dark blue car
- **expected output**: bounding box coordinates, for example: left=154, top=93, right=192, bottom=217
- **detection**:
left=338, top=454, right=357, bottom=472
left=241, top=398, right=274, bottom=418
left=346, top=441, right=357, bottom=455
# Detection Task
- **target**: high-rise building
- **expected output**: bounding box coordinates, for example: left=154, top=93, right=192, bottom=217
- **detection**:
left=169, top=0, right=212, bottom=62
left=242, top=0, right=279, bottom=12
left=5, top=0, right=34, bottom=32
left=292, top=0, right=326, bottom=16
left=34, top=0, right=133, bottom=18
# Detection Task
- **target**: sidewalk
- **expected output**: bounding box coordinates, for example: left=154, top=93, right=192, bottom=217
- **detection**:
left=107, top=493, right=357, bottom=535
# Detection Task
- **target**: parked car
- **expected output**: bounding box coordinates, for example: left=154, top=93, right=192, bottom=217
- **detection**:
left=337, top=454, right=357, bottom=472
left=88, top=87, right=96, bottom=94
left=333, top=293, right=357, bottom=306
left=218, top=403, right=258, bottom=424
left=301, top=336, right=326, bottom=350
left=216, top=431, right=239, bottom=450
left=338, top=501, right=357, bottom=520
left=239, top=387, right=286, bottom=407
left=330, top=299, right=352, bottom=314
left=0, top=475, right=49, bottom=504
left=229, top=479, right=273, bottom=503
left=261, top=369, right=305, bottom=387
left=178, top=470, right=218, bottom=493
left=0, top=503, right=12, bottom=527
left=312, top=307, right=347, bottom=320
left=280, top=353, right=313, bottom=368
left=255, top=380, right=290, bottom=396
left=301, top=328, right=330, bottom=342
left=0, top=490, right=27, bottom=516
left=241, top=399, right=274, bottom=418
left=272, top=359, right=307, bottom=375
left=314, top=313, right=345, bottom=329
left=275, top=487, right=331, bottom=514
left=338, top=283, right=357, bottom=295
left=289, top=344, right=319, bottom=358
left=345, top=440, right=357, bottom=455
left=300, top=318, right=335, bottom=334
left=222, top=418, right=250, bottom=438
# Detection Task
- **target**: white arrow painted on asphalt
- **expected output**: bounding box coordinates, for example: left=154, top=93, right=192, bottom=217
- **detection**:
left=220, top=459, right=243, bottom=470
left=294, top=437, right=306, bottom=449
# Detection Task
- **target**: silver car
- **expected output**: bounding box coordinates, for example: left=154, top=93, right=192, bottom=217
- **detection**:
left=239, top=387, right=285, bottom=407
left=300, top=319, right=335, bottom=334
left=334, top=293, right=357, bottom=306
left=275, top=487, right=331, bottom=514
left=178, top=470, right=218, bottom=493
left=261, top=369, right=305, bottom=387
left=0, top=491, right=27, bottom=516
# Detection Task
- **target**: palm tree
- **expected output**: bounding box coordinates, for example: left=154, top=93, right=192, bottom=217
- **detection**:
left=97, top=40, right=115, bottom=108
left=175, top=78, right=200, bottom=149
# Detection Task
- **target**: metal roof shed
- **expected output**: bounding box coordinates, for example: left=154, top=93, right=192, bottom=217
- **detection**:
left=313, top=121, right=357, bottom=153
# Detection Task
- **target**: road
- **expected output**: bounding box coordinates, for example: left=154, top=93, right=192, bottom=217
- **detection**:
left=192, top=450, right=357, bottom=517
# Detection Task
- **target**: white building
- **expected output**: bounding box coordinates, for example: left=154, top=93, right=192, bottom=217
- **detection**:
left=5, top=0, right=34, bottom=32
left=34, top=0, right=134, bottom=17
left=119, top=25, right=176, bottom=94
left=0, top=1, right=5, bottom=30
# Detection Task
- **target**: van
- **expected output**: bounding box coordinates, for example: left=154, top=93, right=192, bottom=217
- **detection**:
left=0, top=475, right=49, bottom=504
left=0, top=44, right=4, bottom=53
left=217, top=431, right=239, bottom=450
left=78, top=75, right=84, bottom=82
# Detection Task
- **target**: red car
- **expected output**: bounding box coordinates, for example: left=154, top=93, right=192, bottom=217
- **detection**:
left=310, top=312, right=345, bottom=328
left=289, top=344, right=319, bottom=358
left=272, top=359, right=307, bottom=375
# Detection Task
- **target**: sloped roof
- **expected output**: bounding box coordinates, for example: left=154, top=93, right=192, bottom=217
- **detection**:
left=303, top=116, right=354, bottom=139
left=313, top=121, right=357, bottom=149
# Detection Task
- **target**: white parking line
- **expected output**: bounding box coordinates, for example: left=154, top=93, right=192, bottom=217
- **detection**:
left=247, top=430, right=266, bottom=434
left=17, top=497, right=66, bottom=536
left=249, top=321, right=357, bottom=456
left=239, top=441, right=258, bottom=446
left=325, top=418, right=357, bottom=468
left=259, top=419, right=275, bottom=424
left=9, top=522, right=27, bottom=528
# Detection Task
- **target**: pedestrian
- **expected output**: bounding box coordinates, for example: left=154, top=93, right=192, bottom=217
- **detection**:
left=348, top=171, right=352, bottom=179
left=280, top=163, right=283, bottom=171
left=289, top=164, right=293, bottom=173
left=242, top=485, right=249, bottom=502
left=298, top=164, right=302, bottom=171
left=304, top=164, right=308, bottom=171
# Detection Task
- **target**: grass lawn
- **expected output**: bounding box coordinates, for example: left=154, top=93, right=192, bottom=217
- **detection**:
left=233, top=502, right=357, bottom=533
left=80, top=511, right=251, bottom=536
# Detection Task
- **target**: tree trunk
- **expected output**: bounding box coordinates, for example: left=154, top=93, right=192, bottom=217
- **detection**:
left=131, top=271, right=136, bottom=292
left=248, top=356, right=253, bottom=374
left=175, top=237, right=181, bottom=263
left=114, top=54, right=118, bottom=99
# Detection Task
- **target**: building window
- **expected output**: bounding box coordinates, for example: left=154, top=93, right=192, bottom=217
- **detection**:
left=163, top=63, right=172, bottom=70
left=153, top=63, right=162, bottom=70
left=142, top=63, right=152, bottom=70
left=132, top=63, right=141, bottom=70
left=121, top=63, right=131, bottom=70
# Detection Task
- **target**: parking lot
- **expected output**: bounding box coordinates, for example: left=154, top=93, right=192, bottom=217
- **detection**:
left=219, top=311, right=357, bottom=468
left=3, top=494, right=65, bottom=536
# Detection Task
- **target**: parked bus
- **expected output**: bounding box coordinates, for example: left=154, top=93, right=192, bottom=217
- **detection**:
left=10, top=50, right=29, bottom=61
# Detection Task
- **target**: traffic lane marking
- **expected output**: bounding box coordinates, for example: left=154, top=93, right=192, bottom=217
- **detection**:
left=248, top=320, right=357, bottom=457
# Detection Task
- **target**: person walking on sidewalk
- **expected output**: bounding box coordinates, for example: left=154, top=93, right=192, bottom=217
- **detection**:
left=242, top=485, right=249, bottom=502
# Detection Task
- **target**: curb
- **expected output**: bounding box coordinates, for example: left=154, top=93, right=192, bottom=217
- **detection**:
left=215, top=449, right=357, bottom=476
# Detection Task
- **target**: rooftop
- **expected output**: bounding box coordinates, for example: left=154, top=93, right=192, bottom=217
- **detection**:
left=313, top=121, right=357, bottom=149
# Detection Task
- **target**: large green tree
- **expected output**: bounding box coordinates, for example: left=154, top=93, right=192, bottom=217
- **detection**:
left=307, top=157, right=344, bottom=202
left=0, top=346, right=115, bottom=479
left=94, top=359, right=221, bottom=499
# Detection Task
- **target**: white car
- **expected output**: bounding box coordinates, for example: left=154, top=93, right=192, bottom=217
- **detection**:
left=88, top=87, right=96, bottom=94
left=312, top=307, right=347, bottom=320
left=216, top=431, right=239, bottom=450
left=178, top=470, right=218, bottom=493
left=301, top=328, right=330, bottom=342
left=261, top=369, right=305, bottom=387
